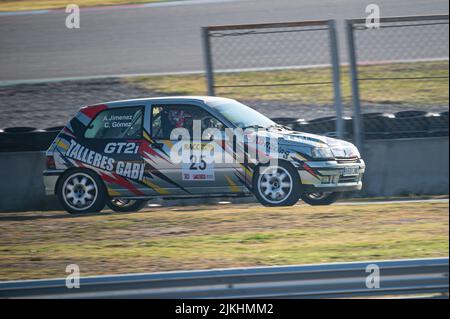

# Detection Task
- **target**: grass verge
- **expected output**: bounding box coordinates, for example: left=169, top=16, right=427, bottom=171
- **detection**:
left=0, top=0, right=169, bottom=12
left=128, top=60, right=449, bottom=107
left=0, top=201, right=448, bottom=280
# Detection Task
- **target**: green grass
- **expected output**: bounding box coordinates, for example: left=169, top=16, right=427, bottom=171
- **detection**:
left=0, top=201, right=447, bottom=280
left=0, top=0, right=170, bottom=12
left=128, top=60, right=449, bottom=108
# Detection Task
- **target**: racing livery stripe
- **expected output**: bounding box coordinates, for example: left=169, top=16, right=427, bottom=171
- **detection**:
left=107, top=188, right=122, bottom=196
left=143, top=130, right=154, bottom=143
left=140, top=142, right=171, bottom=164
left=99, top=171, right=145, bottom=196
left=142, top=178, right=171, bottom=195
left=144, top=162, right=191, bottom=194
left=73, top=159, right=144, bottom=196
left=225, top=175, right=241, bottom=193
left=302, top=162, right=320, bottom=178
left=80, top=104, right=108, bottom=119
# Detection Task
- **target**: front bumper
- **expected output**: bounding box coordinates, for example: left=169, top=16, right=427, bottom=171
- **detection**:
left=297, top=158, right=366, bottom=192
left=43, top=170, right=64, bottom=196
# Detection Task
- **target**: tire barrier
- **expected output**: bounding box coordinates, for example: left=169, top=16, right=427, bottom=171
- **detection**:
left=0, top=127, right=61, bottom=152
left=270, top=117, right=298, bottom=127
left=0, top=111, right=448, bottom=152
left=428, top=111, right=449, bottom=137
left=3, top=127, right=37, bottom=133
left=362, top=113, right=396, bottom=140
left=295, top=116, right=354, bottom=139
left=387, top=111, right=431, bottom=139
left=276, top=110, right=449, bottom=140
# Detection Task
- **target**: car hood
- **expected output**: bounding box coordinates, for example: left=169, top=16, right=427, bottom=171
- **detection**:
left=247, top=128, right=360, bottom=158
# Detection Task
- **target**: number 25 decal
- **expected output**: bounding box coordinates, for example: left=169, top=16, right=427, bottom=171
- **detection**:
left=189, top=155, right=207, bottom=170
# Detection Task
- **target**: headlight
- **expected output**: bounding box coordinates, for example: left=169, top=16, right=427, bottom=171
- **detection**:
left=311, top=147, right=334, bottom=159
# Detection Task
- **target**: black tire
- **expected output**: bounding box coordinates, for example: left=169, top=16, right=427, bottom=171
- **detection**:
left=106, top=198, right=148, bottom=212
left=57, top=169, right=106, bottom=214
left=300, top=192, right=340, bottom=206
left=253, top=161, right=301, bottom=207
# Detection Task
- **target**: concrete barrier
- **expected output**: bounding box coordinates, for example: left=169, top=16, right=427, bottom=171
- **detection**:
left=361, top=137, right=449, bottom=197
left=0, top=137, right=448, bottom=211
left=0, top=151, right=59, bottom=211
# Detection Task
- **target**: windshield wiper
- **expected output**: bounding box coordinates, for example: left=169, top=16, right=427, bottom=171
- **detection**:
left=266, top=124, right=290, bottom=131
left=242, top=125, right=265, bottom=130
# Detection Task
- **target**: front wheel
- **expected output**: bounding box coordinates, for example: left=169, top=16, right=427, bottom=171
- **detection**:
left=300, top=192, right=340, bottom=206
left=253, top=162, right=301, bottom=207
left=106, top=198, right=148, bottom=212
left=57, top=169, right=106, bottom=214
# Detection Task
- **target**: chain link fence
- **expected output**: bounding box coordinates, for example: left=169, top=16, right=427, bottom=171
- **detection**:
left=202, top=20, right=347, bottom=138
left=346, top=15, right=449, bottom=149
left=202, top=15, right=449, bottom=148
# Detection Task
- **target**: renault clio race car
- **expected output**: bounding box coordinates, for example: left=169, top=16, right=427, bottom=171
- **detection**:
left=44, top=97, right=365, bottom=214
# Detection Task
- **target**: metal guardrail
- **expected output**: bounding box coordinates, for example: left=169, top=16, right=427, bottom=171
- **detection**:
left=0, top=258, right=448, bottom=299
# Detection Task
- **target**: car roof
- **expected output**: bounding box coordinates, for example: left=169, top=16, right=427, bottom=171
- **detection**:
left=98, top=96, right=234, bottom=108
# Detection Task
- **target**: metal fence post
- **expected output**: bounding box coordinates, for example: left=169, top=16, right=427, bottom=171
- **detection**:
left=327, top=20, right=344, bottom=139
left=345, top=20, right=364, bottom=152
left=202, top=27, right=215, bottom=96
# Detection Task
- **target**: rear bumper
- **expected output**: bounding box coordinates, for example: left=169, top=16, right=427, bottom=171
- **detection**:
left=43, top=170, right=64, bottom=195
left=297, top=159, right=366, bottom=193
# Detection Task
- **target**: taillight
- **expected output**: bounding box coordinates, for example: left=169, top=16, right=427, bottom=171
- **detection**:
left=46, top=156, right=56, bottom=169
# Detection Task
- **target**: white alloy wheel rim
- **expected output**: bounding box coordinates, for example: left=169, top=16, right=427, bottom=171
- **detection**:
left=257, top=166, right=293, bottom=204
left=62, top=173, right=98, bottom=211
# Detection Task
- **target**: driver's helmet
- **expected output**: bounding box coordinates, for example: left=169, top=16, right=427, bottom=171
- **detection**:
left=168, top=110, right=193, bottom=128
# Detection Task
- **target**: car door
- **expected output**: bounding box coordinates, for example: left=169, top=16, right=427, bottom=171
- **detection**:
left=146, top=102, right=245, bottom=195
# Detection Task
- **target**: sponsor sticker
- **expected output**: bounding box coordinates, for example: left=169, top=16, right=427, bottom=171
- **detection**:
left=181, top=155, right=215, bottom=181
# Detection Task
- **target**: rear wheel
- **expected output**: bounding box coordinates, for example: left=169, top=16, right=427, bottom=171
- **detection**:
left=106, top=198, right=148, bottom=212
left=300, top=192, right=340, bottom=206
left=57, top=169, right=106, bottom=214
left=253, top=162, right=301, bottom=207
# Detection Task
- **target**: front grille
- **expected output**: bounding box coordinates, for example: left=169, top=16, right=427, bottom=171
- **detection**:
left=339, top=176, right=359, bottom=183
left=336, top=157, right=359, bottom=164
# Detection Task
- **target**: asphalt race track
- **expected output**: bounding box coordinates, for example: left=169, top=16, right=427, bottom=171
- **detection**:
left=0, top=0, right=448, bottom=82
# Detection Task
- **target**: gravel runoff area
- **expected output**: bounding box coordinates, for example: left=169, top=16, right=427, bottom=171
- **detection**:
left=0, top=79, right=150, bottom=129
left=0, top=76, right=448, bottom=130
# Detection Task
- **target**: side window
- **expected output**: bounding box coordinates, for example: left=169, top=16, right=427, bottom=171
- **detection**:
left=151, top=105, right=223, bottom=140
left=84, top=107, right=143, bottom=139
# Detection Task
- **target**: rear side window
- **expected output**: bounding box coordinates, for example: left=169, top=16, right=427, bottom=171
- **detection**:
left=84, top=107, right=143, bottom=139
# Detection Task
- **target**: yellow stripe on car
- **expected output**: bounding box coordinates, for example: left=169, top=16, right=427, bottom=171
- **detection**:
left=225, top=175, right=240, bottom=193
left=142, top=178, right=171, bottom=195
left=57, top=140, right=69, bottom=150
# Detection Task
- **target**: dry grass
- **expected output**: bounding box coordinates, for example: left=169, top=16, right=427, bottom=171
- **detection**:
left=0, top=201, right=448, bottom=280
left=128, top=60, right=449, bottom=107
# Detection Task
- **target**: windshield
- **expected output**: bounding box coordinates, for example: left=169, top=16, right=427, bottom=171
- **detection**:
left=209, top=99, right=275, bottom=129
